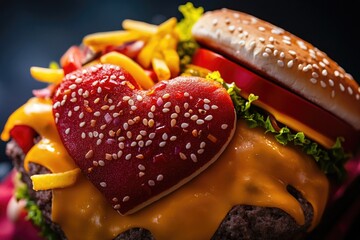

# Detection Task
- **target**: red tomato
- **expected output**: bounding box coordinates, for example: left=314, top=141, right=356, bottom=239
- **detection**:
left=60, top=46, right=84, bottom=75
left=9, top=125, right=38, bottom=154
left=192, top=48, right=359, bottom=152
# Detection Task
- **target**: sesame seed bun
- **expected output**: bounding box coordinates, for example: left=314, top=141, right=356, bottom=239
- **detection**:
left=192, top=8, right=360, bottom=130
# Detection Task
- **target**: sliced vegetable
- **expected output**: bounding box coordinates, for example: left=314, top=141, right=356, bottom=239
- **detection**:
left=100, top=51, right=154, bottom=89
left=60, top=46, right=84, bottom=75
left=206, top=71, right=349, bottom=178
left=31, top=168, right=81, bottom=191
left=9, top=125, right=38, bottom=154
left=192, top=48, right=359, bottom=152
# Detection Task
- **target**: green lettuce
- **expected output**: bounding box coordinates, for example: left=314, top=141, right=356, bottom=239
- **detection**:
left=206, top=71, right=348, bottom=179
left=176, top=2, right=202, bottom=70
left=15, top=174, right=58, bottom=240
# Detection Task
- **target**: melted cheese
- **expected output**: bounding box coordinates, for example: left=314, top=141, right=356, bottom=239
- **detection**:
left=1, top=97, right=329, bottom=239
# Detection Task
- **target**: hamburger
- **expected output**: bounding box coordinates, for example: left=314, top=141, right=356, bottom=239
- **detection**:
left=1, top=3, right=359, bottom=240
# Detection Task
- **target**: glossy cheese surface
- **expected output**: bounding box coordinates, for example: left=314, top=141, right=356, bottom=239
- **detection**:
left=1, top=97, right=329, bottom=240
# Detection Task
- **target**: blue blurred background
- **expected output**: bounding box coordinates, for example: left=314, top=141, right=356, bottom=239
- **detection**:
left=0, top=0, right=359, bottom=179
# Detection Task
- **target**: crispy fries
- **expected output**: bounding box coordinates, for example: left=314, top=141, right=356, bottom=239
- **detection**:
left=80, top=16, right=181, bottom=82
left=30, top=67, right=64, bottom=83
left=122, top=19, right=157, bottom=35
left=100, top=52, right=154, bottom=89
left=83, top=30, right=144, bottom=52
left=31, top=168, right=81, bottom=190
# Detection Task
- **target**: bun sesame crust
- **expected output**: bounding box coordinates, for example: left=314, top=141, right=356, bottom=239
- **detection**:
left=192, top=8, right=360, bottom=130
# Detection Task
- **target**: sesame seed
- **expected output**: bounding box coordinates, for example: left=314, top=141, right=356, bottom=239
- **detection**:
left=148, top=119, right=155, bottom=127
left=339, top=83, right=345, bottom=92
left=68, top=111, right=72, bottom=117
left=100, top=182, right=107, bottom=187
left=190, top=115, right=198, bottom=121
left=310, top=78, right=317, bottom=84
left=79, top=122, right=86, bottom=127
left=69, top=84, right=77, bottom=90
left=149, top=133, right=156, bottom=139
left=123, top=196, right=130, bottom=202
left=145, top=140, right=152, bottom=146
left=96, top=139, right=102, bottom=145
left=221, top=124, right=228, bottom=129
left=99, top=160, right=105, bottom=166
left=287, top=60, right=294, bottom=68
left=148, top=180, right=155, bottom=186
left=151, top=105, right=156, bottom=112
left=211, top=105, right=218, bottom=109
left=277, top=60, right=284, bottom=67
left=170, top=136, right=177, bottom=141
left=159, top=141, right=166, bottom=147
left=65, top=128, right=70, bottom=135
left=197, top=149, right=204, bottom=154
left=196, top=119, right=205, bottom=125
left=94, top=111, right=101, bottom=117
left=320, top=81, right=327, bottom=88
left=164, top=102, right=171, bottom=108
left=81, top=132, right=86, bottom=139
left=123, top=96, right=130, bottom=101
left=162, top=93, right=170, bottom=99
left=117, top=151, right=123, bottom=158
left=114, top=204, right=120, bottom=210
left=181, top=123, right=189, bottom=128
left=162, top=108, right=170, bottom=113
left=190, top=154, right=197, bottom=162
left=162, top=133, right=168, bottom=140
left=138, top=164, right=146, bottom=171
left=175, top=105, right=180, bottom=113
left=126, top=131, right=132, bottom=139
left=205, top=115, right=213, bottom=121
left=179, top=152, right=187, bottom=160
left=186, top=142, right=191, bottom=149
left=125, top=154, right=132, bottom=160
left=157, top=174, right=164, bottom=181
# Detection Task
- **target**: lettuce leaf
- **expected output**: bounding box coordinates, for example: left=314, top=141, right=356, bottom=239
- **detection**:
left=206, top=71, right=348, bottom=179
left=15, top=174, right=59, bottom=240
left=176, top=2, right=202, bottom=70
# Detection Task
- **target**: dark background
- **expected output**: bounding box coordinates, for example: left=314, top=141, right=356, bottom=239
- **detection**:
left=0, top=0, right=359, bottom=177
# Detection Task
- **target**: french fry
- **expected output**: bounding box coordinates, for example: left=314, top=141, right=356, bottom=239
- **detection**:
left=158, top=33, right=178, bottom=51
left=157, top=17, right=177, bottom=35
left=136, top=35, right=160, bottom=69
left=30, top=66, right=64, bottom=83
left=31, top=168, right=81, bottom=190
left=162, top=49, right=180, bottom=78
left=152, top=56, right=171, bottom=81
left=100, top=51, right=154, bottom=89
left=122, top=19, right=157, bottom=36
left=83, top=30, right=143, bottom=52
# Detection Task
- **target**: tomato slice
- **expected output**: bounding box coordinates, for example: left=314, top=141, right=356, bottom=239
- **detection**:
left=192, top=48, right=359, bottom=152
left=60, top=46, right=84, bottom=75
left=9, top=125, right=38, bottom=154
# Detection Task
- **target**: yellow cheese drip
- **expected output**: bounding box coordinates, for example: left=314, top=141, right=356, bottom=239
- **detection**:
left=1, top=97, right=329, bottom=240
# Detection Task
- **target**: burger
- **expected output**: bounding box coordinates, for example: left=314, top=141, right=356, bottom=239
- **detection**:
left=1, top=3, right=359, bottom=240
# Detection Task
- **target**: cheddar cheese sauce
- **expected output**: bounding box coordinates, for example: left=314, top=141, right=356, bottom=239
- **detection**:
left=1, top=97, right=329, bottom=240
